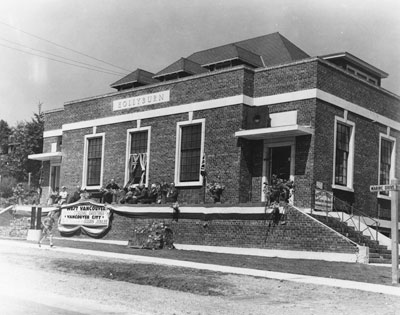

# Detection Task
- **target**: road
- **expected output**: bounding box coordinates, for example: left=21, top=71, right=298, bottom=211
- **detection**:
left=0, top=241, right=400, bottom=315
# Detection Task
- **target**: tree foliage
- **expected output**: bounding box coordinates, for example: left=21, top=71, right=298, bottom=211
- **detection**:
left=0, top=119, right=11, bottom=154
left=1, top=110, right=44, bottom=186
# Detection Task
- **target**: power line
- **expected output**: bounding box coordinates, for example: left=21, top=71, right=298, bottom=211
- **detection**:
left=0, top=36, right=128, bottom=76
left=0, top=20, right=132, bottom=73
left=0, top=42, right=124, bottom=76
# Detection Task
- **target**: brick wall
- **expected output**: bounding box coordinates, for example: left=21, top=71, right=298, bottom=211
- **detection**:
left=317, top=61, right=400, bottom=121
left=58, top=68, right=247, bottom=126
left=313, top=99, right=400, bottom=217
left=52, top=205, right=357, bottom=254
left=253, top=60, right=318, bottom=97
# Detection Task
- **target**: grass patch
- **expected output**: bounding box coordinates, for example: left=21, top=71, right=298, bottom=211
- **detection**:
left=48, top=238, right=396, bottom=286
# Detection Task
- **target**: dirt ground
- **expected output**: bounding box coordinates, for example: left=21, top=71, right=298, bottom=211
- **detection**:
left=1, top=243, right=400, bottom=315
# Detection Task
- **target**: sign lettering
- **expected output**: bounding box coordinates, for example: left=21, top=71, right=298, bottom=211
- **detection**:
left=314, top=189, right=333, bottom=211
left=369, top=184, right=399, bottom=192
left=60, top=205, right=110, bottom=226
left=113, top=90, right=170, bottom=111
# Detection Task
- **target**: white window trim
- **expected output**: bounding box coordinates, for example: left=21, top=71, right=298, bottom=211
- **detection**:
left=174, top=118, right=205, bottom=187
left=82, top=133, right=105, bottom=190
left=124, top=126, right=151, bottom=187
left=332, top=116, right=355, bottom=192
left=377, top=133, right=396, bottom=200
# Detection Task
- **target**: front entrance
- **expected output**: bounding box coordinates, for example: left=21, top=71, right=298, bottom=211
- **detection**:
left=50, top=164, right=60, bottom=191
left=262, top=140, right=295, bottom=202
left=269, top=146, right=291, bottom=181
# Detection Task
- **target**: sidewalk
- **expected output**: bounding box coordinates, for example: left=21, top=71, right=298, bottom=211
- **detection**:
left=1, top=238, right=400, bottom=297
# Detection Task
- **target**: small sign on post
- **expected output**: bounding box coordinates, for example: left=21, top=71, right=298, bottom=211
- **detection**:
left=369, top=184, right=398, bottom=192
left=370, top=180, right=399, bottom=284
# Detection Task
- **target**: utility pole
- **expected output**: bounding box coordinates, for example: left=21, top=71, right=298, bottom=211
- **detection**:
left=391, top=179, right=399, bottom=284
left=370, top=179, right=399, bottom=284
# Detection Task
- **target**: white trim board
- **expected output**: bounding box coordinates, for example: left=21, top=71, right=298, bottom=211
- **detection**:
left=43, top=89, right=400, bottom=138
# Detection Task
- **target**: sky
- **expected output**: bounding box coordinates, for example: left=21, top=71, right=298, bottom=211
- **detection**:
left=0, top=0, right=399, bottom=127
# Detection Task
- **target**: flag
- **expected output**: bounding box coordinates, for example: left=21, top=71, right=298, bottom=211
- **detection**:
left=200, top=154, right=206, bottom=177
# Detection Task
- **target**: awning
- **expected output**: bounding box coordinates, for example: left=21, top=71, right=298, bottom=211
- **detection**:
left=28, top=152, right=62, bottom=162
left=235, top=124, right=314, bottom=140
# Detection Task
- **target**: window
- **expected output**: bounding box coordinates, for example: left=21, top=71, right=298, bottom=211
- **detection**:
left=379, top=135, right=396, bottom=197
left=333, top=117, right=355, bottom=191
left=175, top=119, right=205, bottom=186
left=346, top=65, right=378, bottom=85
left=125, top=127, right=150, bottom=186
left=82, top=133, right=104, bottom=189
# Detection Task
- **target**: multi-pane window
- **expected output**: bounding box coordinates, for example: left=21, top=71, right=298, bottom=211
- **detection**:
left=180, top=124, right=202, bottom=182
left=128, top=131, right=148, bottom=185
left=379, top=138, right=394, bottom=196
left=335, top=122, right=351, bottom=186
left=86, top=137, right=103, bottom=186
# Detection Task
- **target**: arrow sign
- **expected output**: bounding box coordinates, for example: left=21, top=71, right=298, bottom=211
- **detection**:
left=369, top=184, right=399, bottom=192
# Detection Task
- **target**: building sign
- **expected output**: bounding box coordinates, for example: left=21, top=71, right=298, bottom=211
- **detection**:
left=113, top=90, right=170, bottom=111
left=314, top=189, right=333, bottom=211
left=60, top=204, right=110, bottom=226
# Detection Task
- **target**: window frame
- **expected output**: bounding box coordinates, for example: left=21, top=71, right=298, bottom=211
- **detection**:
left=174, top=118, right=205, bottom=187
left=378, top=133, right=396, bottom=199
left=125, top=126, right=151, bottom=187
left=332, top=116, right=355, bottom=192
left=82, top=133, right=105, bottom=190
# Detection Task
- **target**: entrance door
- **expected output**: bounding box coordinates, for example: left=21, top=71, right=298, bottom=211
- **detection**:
left=50, top=165, right=60, bottom=191
left=269, top=146, right=291, bottom=182
left=262, top=142, right=294, bottom=202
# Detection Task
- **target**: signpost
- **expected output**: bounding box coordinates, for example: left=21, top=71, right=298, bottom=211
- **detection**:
left=370, top=179, right=399, bottom=284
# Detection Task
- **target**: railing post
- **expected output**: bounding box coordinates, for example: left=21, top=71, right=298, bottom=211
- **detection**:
left=36, top=207, right=42, bottom=230
left=30, top=207, right=36, bottom=229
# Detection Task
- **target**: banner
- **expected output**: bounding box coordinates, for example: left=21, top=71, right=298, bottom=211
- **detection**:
left=60, top=204, right=109, bottom=226
left=58, top=201, right=111, bottom=237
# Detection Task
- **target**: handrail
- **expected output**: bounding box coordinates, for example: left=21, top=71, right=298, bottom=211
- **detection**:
left=314, top=188, right=380, bottom=242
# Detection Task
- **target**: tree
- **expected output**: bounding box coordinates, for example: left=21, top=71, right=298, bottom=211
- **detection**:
left=0, top=119, right=11, bottom=155
left=2, top=108, right=44, bottom=186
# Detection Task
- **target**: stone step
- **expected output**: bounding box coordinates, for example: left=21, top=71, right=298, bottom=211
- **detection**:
left=369, top=252, right=392, bottom=260
left=369, top=248, right=391, bottom=255
left=369, top=257, right=392, bottom=264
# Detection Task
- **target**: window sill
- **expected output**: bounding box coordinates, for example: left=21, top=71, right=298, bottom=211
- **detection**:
left=175, top=181, right=203, bottom=187
left=82, top=185, right=102, bottom=190
left=377, top=194, right=391, bottom=200
left=332, top=184, right=354, bottom=193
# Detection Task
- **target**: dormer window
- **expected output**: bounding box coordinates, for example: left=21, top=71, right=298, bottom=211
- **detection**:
left=321, top=52, right=387, bottom=88
left=346, top=65, right=378, bottom=85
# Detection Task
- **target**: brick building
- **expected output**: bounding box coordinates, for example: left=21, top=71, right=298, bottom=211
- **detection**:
left=29, top=32, right=399, bottom=237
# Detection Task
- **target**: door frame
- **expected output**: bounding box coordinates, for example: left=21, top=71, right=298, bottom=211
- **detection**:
left=261, top=137, right=295, bottom=202
left=49, top=162, right=61, bottom=193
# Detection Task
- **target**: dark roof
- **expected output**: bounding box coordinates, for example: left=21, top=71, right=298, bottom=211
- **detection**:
left=193, top=44, right=265, bottom=67
left=187, top=32, right=309, bottom=67
left=110, top=69, right=158, bottom=89
left=153, top=58, right=208, bottom=78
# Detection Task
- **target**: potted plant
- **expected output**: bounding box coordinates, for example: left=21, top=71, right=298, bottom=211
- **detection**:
left=207, top=182, right=225, bottom=203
